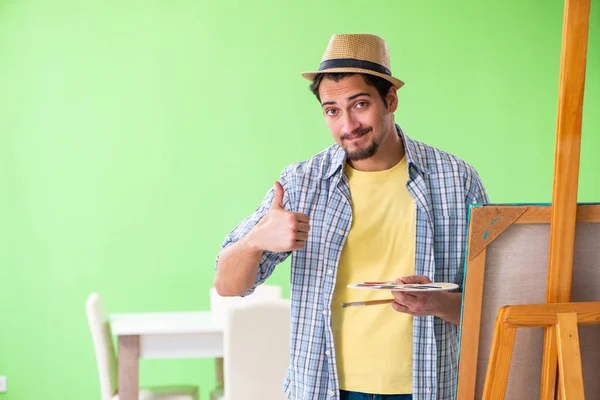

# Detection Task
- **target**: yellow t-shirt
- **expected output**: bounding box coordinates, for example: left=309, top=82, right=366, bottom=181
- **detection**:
left=331, top=156, right=416, bottom=394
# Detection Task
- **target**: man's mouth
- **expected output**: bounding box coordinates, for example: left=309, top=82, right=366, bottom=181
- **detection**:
left=343, top=128, right=372, bottom=142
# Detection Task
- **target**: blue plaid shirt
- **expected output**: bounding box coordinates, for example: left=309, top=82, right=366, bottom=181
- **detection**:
left=218, top=126, right=488, bottom=399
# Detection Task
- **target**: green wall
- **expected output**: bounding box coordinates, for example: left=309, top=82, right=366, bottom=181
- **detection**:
left=1, top=1, right=598, bottom=399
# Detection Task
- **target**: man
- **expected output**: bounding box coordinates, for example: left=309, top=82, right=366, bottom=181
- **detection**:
left=215, top=34, right=488, bottom=400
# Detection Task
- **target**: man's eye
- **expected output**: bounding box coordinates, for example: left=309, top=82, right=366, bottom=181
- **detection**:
left=356, top=101, right=368, bottom=109
left=325, top=109, right=338, bottom=116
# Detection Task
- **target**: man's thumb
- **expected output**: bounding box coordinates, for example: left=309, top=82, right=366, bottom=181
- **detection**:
left=270, top=181, right=285, bottom=209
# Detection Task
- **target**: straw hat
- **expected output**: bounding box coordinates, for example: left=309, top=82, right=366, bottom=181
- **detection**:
left=301, top=34, right=404, bottom=89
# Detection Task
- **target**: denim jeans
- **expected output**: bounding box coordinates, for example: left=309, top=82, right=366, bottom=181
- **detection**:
left=339, top=390, right=412, bottom=400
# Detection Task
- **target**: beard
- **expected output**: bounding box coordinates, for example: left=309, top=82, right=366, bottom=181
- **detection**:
left=341, top=127, right=380, bottom=161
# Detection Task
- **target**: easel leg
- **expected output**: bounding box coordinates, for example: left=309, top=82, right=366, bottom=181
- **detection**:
left=541, top=327, right=558, bottom=400
left=482, top=311, right=516, bottom=400
left=555, top=313, right=585, bottom=400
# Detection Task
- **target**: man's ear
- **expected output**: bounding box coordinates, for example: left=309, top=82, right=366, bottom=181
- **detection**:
left=387, top=86, right=399, bottom=113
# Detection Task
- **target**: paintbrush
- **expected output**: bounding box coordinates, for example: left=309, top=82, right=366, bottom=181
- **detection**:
left=340, top=298, right=395, bottom=308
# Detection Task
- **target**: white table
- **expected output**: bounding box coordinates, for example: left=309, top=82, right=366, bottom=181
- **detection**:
left=110, top=311, right=223, bottom=400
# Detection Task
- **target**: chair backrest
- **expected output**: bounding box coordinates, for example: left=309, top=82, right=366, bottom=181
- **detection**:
left=209, top=284, right=282, bottom=327
left=223, top=299, right=291, bottom=400
left=86, top=293, right=118, bottom=400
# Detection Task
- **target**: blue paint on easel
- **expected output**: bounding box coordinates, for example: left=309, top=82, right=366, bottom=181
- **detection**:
left=483, top=217, right=501, bottom=239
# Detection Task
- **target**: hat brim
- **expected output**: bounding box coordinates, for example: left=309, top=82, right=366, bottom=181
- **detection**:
left=301, top=67, right=404, bottom=89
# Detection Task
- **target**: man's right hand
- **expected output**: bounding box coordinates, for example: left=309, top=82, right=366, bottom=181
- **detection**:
left=246, top=181, right=310, bottom=253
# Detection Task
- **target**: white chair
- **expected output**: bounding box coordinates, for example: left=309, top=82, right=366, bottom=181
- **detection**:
left=85, top=293, right=199, bottom=400
left=209, top=284, right=283, bottom=328
left=209, top=285, right=283, bottom=400
left=223, top=299, right=291, bottom=400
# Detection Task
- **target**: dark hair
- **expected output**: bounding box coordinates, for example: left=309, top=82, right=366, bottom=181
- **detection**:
left=309, top=73, right=393, bottom=107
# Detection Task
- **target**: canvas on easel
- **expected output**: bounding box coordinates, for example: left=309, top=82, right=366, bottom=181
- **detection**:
left=456, top=204, right=600, bottom=399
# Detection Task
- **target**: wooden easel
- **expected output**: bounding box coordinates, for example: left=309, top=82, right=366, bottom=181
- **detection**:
left=482, top=0, right=592, bottom=398
left=483, top=302, right=600, bottom=399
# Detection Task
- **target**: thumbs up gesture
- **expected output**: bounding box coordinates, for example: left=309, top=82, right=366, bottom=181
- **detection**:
left=247, top=181, right=311, bottom=253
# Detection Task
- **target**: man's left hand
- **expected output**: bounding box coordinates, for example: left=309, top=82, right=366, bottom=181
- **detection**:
left=391, top=275, right=462, bottom=325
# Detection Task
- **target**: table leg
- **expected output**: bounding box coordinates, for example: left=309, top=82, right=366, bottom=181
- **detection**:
left=210, top=357, right=224, bottom=400
left=118, top=335, right=140, bottom=400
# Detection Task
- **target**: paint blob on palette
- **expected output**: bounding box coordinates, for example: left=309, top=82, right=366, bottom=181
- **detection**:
left=347, top=281, right=459, bottom=292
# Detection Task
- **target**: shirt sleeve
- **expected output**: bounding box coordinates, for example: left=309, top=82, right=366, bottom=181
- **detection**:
left=215, top=168, right=294, bottom=296
left=465, top=165, right=490, bottom=205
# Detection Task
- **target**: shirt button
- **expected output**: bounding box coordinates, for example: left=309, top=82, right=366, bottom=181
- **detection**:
left=322, top=309, right=328, bottom=315
left=427, top=387, right=432, bottom=393
left=330, top=390, right=335, bottom=397
left=325, top=350, right=331, bottom=355
left=338, top=229, right=345, bottom=235
left=327, top=269, right=333, bottom=275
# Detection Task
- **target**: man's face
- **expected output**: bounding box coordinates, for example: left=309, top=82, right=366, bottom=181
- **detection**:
left=318, top=74, right=397, bottom=161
